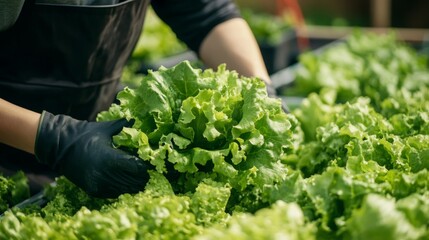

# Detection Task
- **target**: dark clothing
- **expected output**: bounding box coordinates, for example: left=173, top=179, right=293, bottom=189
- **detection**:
left=0, top=0, right=25, bottom=31
left=0, top=0, right=239, bottom=194
left=151, top=0, right=240, bottom=53
left=0, top=0, right=149, bottom=121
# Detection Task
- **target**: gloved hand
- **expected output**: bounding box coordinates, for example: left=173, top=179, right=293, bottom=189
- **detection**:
left=266, top=83, right=290, bottom=113
left=34, top=111, right=153, bottom=198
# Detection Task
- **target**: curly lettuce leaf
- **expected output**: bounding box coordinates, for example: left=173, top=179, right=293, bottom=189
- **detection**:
left=98, top=61, right=301, bottom=211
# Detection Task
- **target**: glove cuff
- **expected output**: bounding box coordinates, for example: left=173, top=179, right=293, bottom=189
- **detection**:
left=34, top=111, right=62, bottom=170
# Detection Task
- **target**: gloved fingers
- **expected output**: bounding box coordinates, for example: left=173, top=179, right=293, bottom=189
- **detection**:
left=98, top=177, right=146, bottom=198
left=109, top=149, right=154, bottom=176
left=100, top=150, right=152, bottom=196
left=84, top=177, right=142, bottom=199
left=110, top=168, right=149, bottom=191
left=120, top=118, right=135, bottom=128
left=164, top=160, right=180, bottom=180
left=98, top=167, right=150, bottom=198
left=101, top=118, right=135, bottom=135
left=82, top=162, right=150, bottom=199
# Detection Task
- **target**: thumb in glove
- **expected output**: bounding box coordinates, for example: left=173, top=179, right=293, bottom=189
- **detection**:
left=35, top=111, right=153, bottom=198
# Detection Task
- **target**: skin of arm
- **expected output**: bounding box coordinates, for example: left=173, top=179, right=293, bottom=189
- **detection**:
left=0, top=98, right=40, bottom=154
left=199, top=17, right=271, bottom=85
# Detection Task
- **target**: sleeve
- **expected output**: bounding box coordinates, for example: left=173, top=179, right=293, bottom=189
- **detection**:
left=0, top=0, right=25, bottom=31
left=151, top=0, right=241, bottom=54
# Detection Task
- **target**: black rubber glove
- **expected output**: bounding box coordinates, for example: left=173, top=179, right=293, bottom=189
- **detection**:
left=266, top=83, right=290, bottom=113
left=35, top=111, right=152, bottom=198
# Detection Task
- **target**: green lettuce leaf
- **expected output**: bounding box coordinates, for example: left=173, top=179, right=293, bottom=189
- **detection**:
left=97, top=61, right=302, bottom=212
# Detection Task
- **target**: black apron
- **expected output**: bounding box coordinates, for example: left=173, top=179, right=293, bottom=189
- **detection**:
left=0, top=0, right=149, bottom=194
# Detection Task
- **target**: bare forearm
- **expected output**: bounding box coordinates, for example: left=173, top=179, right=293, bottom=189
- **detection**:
left=0, top=98, right=41, bottom=154
left=199, top=18, right=271, bottom=84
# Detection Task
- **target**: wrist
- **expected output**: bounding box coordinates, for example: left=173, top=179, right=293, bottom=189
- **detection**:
left=34, top=111, right=70, bottom=169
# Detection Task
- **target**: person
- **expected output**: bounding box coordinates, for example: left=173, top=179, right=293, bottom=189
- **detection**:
left=0, top=0, right=275, bottom=198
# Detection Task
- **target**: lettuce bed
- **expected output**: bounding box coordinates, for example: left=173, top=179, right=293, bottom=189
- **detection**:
left=0, top=172, right=29, bottom=214
left=1, top=32, right=429, bottom=240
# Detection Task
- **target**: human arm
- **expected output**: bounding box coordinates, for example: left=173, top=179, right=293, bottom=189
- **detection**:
left=0, top=98, right=152, bottom=198
left=199, top=19, right=292, bottom=112
left=0, top=98, right=40, bottom=154
left=0, top=0, right=25, bottom=31
left=199, top=17, right=271, bottom=85
left=151, top=0, right=269, bottom=83
left=199, top=17, right=290, bottom=112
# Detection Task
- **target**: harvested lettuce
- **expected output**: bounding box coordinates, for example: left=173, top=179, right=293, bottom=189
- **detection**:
left=98, top=60, right=301, bottom=212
